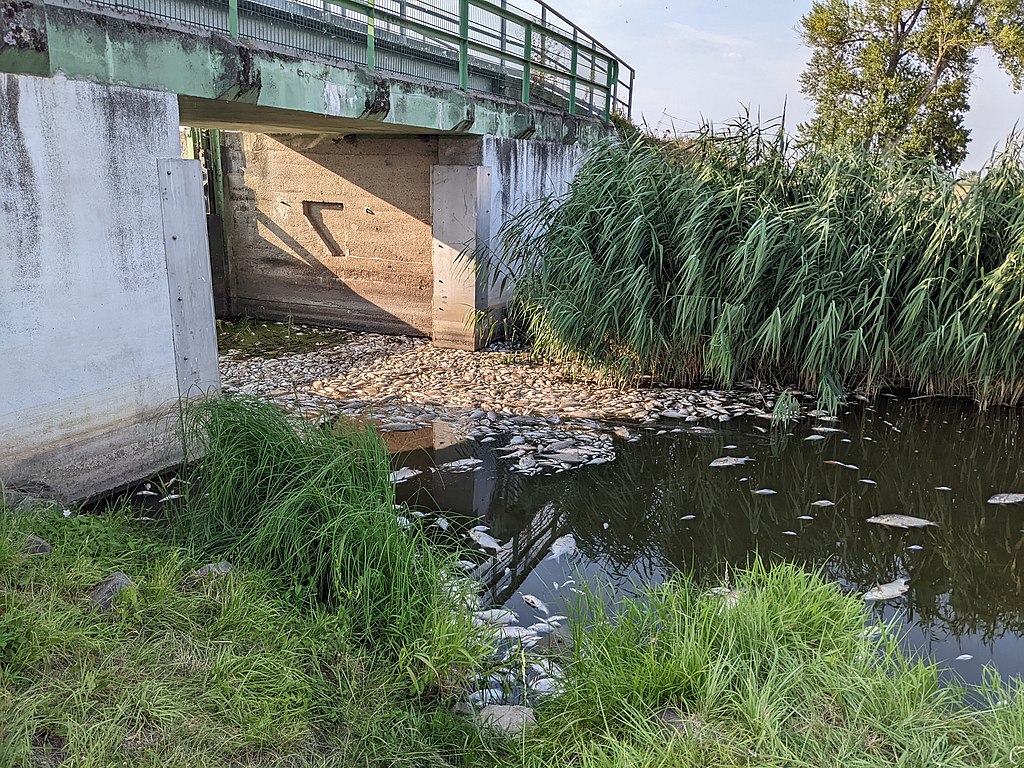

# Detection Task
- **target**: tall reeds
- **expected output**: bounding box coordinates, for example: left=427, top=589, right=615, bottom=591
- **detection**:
left=499, top=119, right=1024, bottom=408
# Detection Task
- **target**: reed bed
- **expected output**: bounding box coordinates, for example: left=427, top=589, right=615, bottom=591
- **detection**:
left=499, top=120, right=1024, bottom=409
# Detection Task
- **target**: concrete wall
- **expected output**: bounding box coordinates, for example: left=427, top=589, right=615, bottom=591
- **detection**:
left=219, top=130, right=584, bottom=347
left=0, top=74, right=218, bottom=500
left=222, top=133, right=435, bottom=334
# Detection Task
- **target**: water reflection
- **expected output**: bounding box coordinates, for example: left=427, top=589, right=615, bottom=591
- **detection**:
left=393, top=398, right=1024, bottom=683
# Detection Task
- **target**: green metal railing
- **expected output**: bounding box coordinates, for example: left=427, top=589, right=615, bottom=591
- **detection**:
left=87, top=0, right=633, bottom=119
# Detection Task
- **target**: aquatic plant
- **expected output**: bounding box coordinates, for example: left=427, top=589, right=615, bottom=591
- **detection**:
left=175, top=397, right=485, bottom=690
left=498, top=118, right=1024, bottom=410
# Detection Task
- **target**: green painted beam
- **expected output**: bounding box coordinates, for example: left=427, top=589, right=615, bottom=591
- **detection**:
left=2, top=2, right=611, bottom=143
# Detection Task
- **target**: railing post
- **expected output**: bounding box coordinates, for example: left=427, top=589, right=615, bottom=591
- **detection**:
left=366, top=0, right=376, bottom=70
left=228, top=0, right=238, bottom=37
left=521, top=21, right=532, bottom=104
left=604, top=58, right=617, bottom=121
left=568, top=29, right=578, bottom=114
left=458, top=0, right=469, bottom=89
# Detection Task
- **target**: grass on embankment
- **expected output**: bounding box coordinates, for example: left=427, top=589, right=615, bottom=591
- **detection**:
left=499, top=121, right=1024, bottom=410
left=3, top=398, right=1024, bottom=766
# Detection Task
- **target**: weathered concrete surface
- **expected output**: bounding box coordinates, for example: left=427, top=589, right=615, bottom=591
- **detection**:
left=0, top=0, right=610, bottom=142
left=220, top=132, right=584, bottom=347
left=222, top=132, right=435, bottom=334
left=0, top=73, right=217, bottom=500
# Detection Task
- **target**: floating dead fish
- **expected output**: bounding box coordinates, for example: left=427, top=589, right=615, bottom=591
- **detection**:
left=497, top=625, right=540, bottom=646
left=521, top=594, right=549, bottom=615
left=474, top=609, right=518, bottom=626
left=439, top=457, right=484, bottom=472
left=782, top=530, right=797, bottom=536
left=804, top=435, right=826, bottom=442
left=935, top=486, right=952, bottom=492
left=602, top=522, right=610, bottom=529
left=158, top=494, right=181, bottom=503
left=753, top=488, right=778, bottom=496
left=528, top=622, right=556, bottom=635
left=469, top=528, right=502, bottom=551
left=135, top=490, right=158, bottom=497
left=988, top=493, right=1024, bottom=505
left=389, top=468, right=421, bottom=484
left=433, top=517, right=450, bottom=531
left=860, top=479, right=877, bottom=486
left=709, top=456, right=753, bottom=468
left=867, top=515, right=937, bottom=530
left=530, top=677, right=561, bottom=695
left=813, top=426, right=845, bottom=434
left=547, top=534, right=577, bottom=561
left=754, top=425, right=769, bottom=434
left=542, top=615, right=568, bottom=626
left=863, top=577, right=909, bottom=601
left=797, top=515, right=814, bottom=521
left=457, top=560, right=475, bottom=571
left=396, top=516, right=411, bottom=529
left=680, top=514, right=696, bottom=521
left=908, top=545, right=924, bottom=551
left=724, top=444, right=738, bottom=449
left=955, top=654, right=974, bottom=661
left=811, top=499, right=835, bottom=507
left=469, top=688, right=505, bottom=707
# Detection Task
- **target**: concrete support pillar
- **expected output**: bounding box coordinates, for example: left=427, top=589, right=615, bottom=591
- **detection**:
left=430, top=165, right=493, bottom=350
left=0, top=74, right=219, bottom=500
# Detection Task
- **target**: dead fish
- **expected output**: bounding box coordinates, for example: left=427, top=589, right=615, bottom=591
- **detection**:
left=396, top=516, right=411, bottom=529
left=753, top=488, right=778, bottom=496
left=797, top=515, right=814, bottom=521
left=782, top=530, right=798, bottom=536
left=389, top=468, right=421, bottom=484
left=935, top=486, right=952, bottom=492
left=811, top=499, right=835, bottom=507
left=530, top=677, right=561, bottom=695
left=867, top=515, right=937, bottom=529
left=813, top=426, right=845, bottom=434
left=724, top=444, right=738, bottom=449
left=474, top=608, right=518, bottom=625
left=135, top=490, right=158, bottom=497
left=469, top=529, right=502, bottom=551
left=521, top=594, right=549, bottom=615
left=528, top=622, right=556, bottom=635
left=547, top=534, right=577, bottom=561
left=804, top=434, right=826, bottom=442
left=158, top=494, right=181, bottom=503
left=541, top=615, right=568, bottom=626
left=710, top=456, right=753, bottom=468
left=863, top=577, right=909, bottom=601
left=955, top=654, right=974, bottom=661
left=440, top=457, right=484, bottom=472
left=908, top=545, right=924, bottom=551
left=497, top=625, right=540, bottom=646
left=469, top=688, right=505, bottom=707
left=602, top=522, right=610, bottom=529
left=988, top=493, right=1024, bottom=505
left=433, top=516, right=450, bottom=531
left=860, top=479, right=878, bottom=486
left=680, top=514, right=696, bottom=521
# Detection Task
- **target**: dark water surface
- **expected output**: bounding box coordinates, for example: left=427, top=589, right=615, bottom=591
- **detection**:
left=394, top=397, right=1024, bottom=684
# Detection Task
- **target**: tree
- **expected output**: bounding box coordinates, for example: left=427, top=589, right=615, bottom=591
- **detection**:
left=799, top=0, right=1024, bottom=168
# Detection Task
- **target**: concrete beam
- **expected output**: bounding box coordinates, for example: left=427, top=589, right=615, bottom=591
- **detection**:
left=0, top=0, right=611, bottom=142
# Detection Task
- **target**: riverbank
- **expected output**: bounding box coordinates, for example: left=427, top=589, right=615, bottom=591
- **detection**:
left=4, top=494, right=1024, bottom=767
left=3, top=396, right=1024, bottom=767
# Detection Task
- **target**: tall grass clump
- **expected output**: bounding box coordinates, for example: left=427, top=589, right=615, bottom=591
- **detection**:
left=175, top=397, right=484, bottom=690
left=499, top=119, right=1024, bottom=409
left=522, top=561, right=1024, bottom=767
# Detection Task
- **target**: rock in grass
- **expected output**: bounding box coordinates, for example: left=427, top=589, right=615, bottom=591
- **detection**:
left=22, top=534, right=53, bottom=556
left=89, top=572, right=134, bottom=612
left=181, top=561, right=232, bottom=588
left=478, top=705, right=535, bottom=737
left=657, top=707, right=708, bottom=739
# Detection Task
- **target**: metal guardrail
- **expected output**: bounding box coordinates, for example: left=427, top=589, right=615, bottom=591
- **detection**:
left=83, top=0, right=633, bottom=120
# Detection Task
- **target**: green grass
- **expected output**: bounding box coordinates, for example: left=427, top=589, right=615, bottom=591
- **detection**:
left=497, top=119, right=1024, bottom=411
left=175, top=397, right=487, bottom=693
left=217, top=318, right=350, bottom=358
left=3, top=499, right=1024, bottom=766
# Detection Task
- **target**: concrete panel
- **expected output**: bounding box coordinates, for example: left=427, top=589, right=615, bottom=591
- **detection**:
left=158, top=158, right=221, bottom=399
left=431, top=164, right=492, bottom=350
left=0, top=74, right=184, bottom=499
left=222, top=132, right=435, bottom=334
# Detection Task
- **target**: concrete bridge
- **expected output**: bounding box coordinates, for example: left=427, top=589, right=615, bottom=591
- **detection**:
left=0, top=0, right=632, bottom=499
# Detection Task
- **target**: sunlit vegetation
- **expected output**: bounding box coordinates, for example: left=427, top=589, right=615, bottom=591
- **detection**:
left=498, top=119, right=1024, bottom=411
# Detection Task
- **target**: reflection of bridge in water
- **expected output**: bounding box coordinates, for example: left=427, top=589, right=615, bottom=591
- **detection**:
left=387, top=421, right=566, bottom=607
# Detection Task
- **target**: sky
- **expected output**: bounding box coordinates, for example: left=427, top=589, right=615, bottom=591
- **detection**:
left=553, top=0, right=1024, bottom=170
